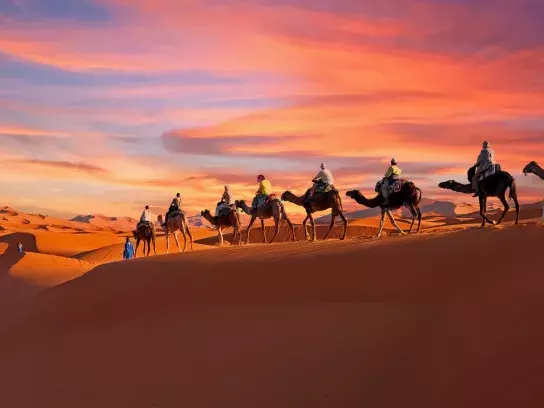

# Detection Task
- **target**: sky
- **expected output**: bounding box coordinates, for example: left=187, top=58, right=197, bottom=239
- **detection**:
left=0, top=0, right=543, bottom=219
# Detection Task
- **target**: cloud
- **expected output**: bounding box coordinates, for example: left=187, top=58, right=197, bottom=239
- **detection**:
left=7, top=158, right=110, bottom=175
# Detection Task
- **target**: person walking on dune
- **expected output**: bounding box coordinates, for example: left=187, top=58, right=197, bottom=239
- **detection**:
left=123, top=237, right=134, bottom=260
left=16, top=241, right=23, bottom=253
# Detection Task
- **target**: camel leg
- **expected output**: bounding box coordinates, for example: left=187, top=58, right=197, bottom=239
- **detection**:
left=302, top=215, right=309, bottom=241
left=218, top=227, right=224, bottom=246
left=269, top=216, right=282, bottom=244
left=185, top=225, right=194, bottom=250
left=173, top=231, right=182, bottom=252
left=376, top=209, right=386, bottom=238
left=146, top=239, right=151, bottom=256
left=181, top=227, right=188, bottom=252
left=134, top=238, right=140, bottom=258
left=415, top=205, right=422, bottom=234
left=152, top=234, right=157, bottom=256
left=407, top=203, right=417, bottom=233
left=386, top=210, right=405, bottom=235
left=479, top=196, right=495, bottom=226
left=512, top=193, right=520, bottom=225
left=496, top=193, right=510, bottom=225
left=261, top=219, right=267, bottom=244
left=308, top=213, right=317, bottom=242
left=245, top=216, right=257, bottom=245
left=165, top=232, right=170, bottom=254
left=323, top=214, right=336, bottom=240
left=339, top=212, right=347, bottom=240
left=282, top=211, right=295, bottom=242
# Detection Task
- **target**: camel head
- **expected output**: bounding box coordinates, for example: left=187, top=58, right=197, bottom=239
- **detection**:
left=132, top=229, right=139, bottom=240
left=234, top=200, right=247, bottom=208
left=157, top=214, right=163, bottom=224
left=438, top=180, right=456, bottom=190
left=346, top=190, right=361, bottom=200
left=280, top=191, right=291, bottom=201
left=523, top=161, right=537, bottom=175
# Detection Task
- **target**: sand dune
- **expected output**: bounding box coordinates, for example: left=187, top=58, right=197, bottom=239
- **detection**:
left=0, top=222, right=542, bottom=407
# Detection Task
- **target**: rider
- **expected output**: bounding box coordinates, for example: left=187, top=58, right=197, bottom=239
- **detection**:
left=139, top=205, right=153, bottom=226
left=251, top=174, right=272, bottom=211
left=381, top=158, right=401, bottom=207
left=472, top=140, right=495, bottom=197
left=165, top=192, right=183, bottom=222
left=216, top=185, right=234, bottom=217
left=306, top=162, right=334, bottom=203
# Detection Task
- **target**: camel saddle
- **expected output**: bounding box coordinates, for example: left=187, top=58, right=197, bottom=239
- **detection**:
left=136, top=220, right=154, bottom=230
left=314, top=183, right=335, bottom=194
left=217, top=206, right=233, bottom=218
left=477, top=164, right=501, bottom=182
left=375, top=179, right=406, bottom=194
left=265, top=194, right=278, bottom=204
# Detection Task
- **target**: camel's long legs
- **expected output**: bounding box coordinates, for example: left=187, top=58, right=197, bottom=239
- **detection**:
left=323, top=214, right=336, bottom=240
left=282, top=211, right=295, bottom=242
left=134, top=238, right=140, bottom=258
left=218, top=227, right=224, bottom=246
left=308, top=213, right=317, bottom=242
left=386, top=210, right=405, bottom=235
left=173, top=231, right=182, bottom=252
left=165, top=232, right=170, bottom=254
left=269, top=215, right=281, bottom=243
left=302, top=215, right=309, bottom=241
left=185, top=222, right=194, bottom=250
left=407, top=203, right=417, bottom=233
left=339, top=212, right=347, bottom=240
left=245, top=215, right=257, bottom=245
left=415, top=206, right=422, bottom=233
left=496, top=193, right=510, bottom=225
left=376, top=209, right=386, bottom=238
left=261, top=219, right=267, bottom=244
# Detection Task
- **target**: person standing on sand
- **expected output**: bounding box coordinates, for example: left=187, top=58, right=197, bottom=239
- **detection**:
left=123, top=237, right=134, bottom=260
left=17, top=241, right=23, bottom=253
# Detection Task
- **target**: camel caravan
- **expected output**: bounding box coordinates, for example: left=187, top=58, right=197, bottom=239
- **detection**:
left=130, top=141, right=542, bottom=257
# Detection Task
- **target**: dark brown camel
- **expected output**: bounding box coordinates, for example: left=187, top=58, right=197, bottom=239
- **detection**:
left=523, top=161, right=544, bottom=180
left=235, top=199, right=295, bottom=244
left=132, top=223, right=156, bottom=257
left=438, top=165, right=519, bottom=227
left=281, top=189, right=347, bottom=242
left=200, top=208, right=242, bottom=246
left=346, top=182, right=422, bottom=238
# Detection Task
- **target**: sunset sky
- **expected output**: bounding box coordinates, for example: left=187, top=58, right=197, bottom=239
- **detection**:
left=1, top=0, right=543, bottom=218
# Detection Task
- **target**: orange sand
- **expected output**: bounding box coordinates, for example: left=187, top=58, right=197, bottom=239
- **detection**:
left=0, top=203, right=542, bottom=407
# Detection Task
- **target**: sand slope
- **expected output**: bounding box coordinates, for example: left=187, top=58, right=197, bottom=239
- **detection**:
left=0, top=223, right=542, bottom=407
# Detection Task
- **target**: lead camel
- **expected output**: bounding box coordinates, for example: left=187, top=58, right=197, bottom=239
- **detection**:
left=438, top=165, right=519, bottom=227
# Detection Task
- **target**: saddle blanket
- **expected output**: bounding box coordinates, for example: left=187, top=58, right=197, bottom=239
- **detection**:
left=217, top=206, right=233, bottom=218
left=137, top=221, right=154, bottom=230
left=314, top=183, right=334, bottom=194
left=375, top=179, right=405, bottom=194
left=478, top=164, right=501, bottom=182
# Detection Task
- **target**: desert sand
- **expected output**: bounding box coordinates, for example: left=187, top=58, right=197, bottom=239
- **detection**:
left=0, top=203, right=543, bottom=407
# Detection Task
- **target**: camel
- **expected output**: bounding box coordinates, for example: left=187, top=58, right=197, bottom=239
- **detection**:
left=157, top=213, right=193, bottom=253
left=346, top=181, right=422, bottom=238
left=132, top=223, right=156, bottom=257
left=200, top=208, right=242, bottom=246
left=438, top=165, right=519, bottom=227
left=235, top=199, right=295, bottom=244
left=523, top=161, right=544, bottom=180
left=281, top=189, right=347, bottom=242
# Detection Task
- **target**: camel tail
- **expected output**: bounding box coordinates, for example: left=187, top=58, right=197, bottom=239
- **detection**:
left=334, top=190, right=344, bottom=212
left=508, top=176, right=517, bottom=200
